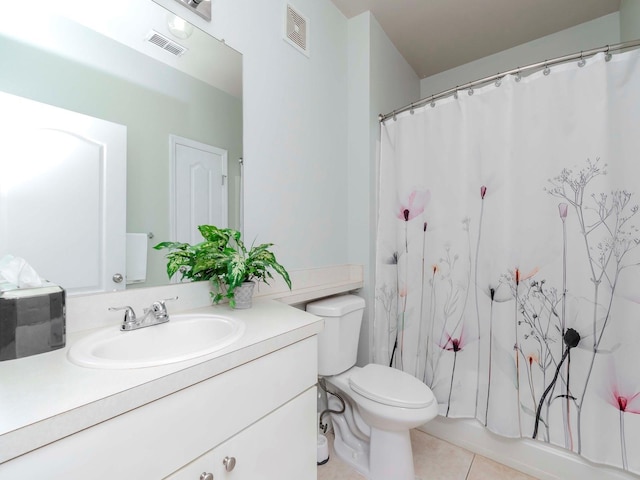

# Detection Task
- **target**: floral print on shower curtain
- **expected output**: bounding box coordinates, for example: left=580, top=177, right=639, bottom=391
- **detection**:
left=375, top=49, right=640, bottom=474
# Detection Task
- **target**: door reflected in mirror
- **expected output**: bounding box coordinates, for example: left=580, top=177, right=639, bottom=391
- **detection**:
left=0, top=0, right=242, bottom=294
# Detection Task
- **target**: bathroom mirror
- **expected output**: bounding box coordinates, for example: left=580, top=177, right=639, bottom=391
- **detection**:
left=0, top=0, right=242, bottom=293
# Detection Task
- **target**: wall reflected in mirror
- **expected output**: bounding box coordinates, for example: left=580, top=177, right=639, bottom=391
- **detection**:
left=0, top=0, right=242, bottom=294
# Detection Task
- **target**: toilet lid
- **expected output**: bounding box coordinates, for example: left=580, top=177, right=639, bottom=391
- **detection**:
left=349, top=364, right=435, bottom=409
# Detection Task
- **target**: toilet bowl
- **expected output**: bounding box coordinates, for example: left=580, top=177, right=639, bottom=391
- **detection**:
left=323, top=364, right=437, bottom=480
left=308, top=295, right=438, bottom=480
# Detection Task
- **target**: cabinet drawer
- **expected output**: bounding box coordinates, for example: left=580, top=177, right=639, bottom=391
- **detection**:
left=167, top=387, right=317, bottom=480
left=0, top=336, right=317, bottom=479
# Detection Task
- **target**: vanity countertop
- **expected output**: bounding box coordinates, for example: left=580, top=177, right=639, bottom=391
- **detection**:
left=0, top=299, right=322, bottom=464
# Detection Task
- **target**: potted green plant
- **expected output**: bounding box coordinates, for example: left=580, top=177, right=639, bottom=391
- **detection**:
left=154, top=225, right=291, bottom=308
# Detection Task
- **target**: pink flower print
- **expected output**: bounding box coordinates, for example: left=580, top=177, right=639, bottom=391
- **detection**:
left=514, top=266, right=539, bottom=286
left=480, top=185, right=487, bottom=199
left=397, top=189, right=430, bottom=221
left=558, top=202, right=568, bottom=221
left=393, top=189, right=429, bottom=369
left=439, top=328, right=466, bottom=352
left=607, top=383, right=640, bottom=414
left=604, top=362, right=640, bottom=469
left=440, top=327, right=466, bottom=416
left=524, top=351, right=539, bottom=419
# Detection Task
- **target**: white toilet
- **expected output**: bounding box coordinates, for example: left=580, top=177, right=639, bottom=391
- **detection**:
left=307, top=294, right=437, bottom=480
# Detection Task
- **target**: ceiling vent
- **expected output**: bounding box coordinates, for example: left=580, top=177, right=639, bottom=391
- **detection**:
left=146, top=31, right=188, bottom=57
left=285, top=4, right=309, bottom=57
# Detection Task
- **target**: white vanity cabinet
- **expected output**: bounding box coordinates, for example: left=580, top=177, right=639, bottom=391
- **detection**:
left=0, top=336, right=318, bottom=479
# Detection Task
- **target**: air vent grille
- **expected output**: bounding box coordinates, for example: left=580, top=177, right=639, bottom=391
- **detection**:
left=285, top=4, right=309, bottom=56
left=146, top=31, right=187, bottom=57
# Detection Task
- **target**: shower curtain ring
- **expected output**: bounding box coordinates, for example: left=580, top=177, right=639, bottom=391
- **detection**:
left=453, top=87, right=459, bottom=99
left=392, top=110, right=397, bottom=121
left=543, top=61, right=550, bottom=76
left=430, top=96, right=435, bottom=108
left=410, top=103, right=415, bottom=115
left=605, top=45, right=612, bottom=62
left=515, top=69, right=522, bottom=82
left=578, top=52, right=586, bottom=67
left=495, top=75, right=502, bottom=87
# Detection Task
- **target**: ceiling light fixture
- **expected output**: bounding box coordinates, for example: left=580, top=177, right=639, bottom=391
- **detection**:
left=167, top=14, right=194, bottom=40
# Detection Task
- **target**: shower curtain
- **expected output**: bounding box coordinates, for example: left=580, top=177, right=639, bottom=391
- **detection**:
left=375, top=49, right=640, bottom=474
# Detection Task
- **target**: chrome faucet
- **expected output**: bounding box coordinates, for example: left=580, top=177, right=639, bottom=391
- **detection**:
left=109, top=297, right=178, bottom=331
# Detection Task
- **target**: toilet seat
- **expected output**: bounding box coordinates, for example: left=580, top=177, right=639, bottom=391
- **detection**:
left=349, top=364, right=435, bottom=409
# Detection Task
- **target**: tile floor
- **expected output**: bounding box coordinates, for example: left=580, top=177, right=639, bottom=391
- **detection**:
left=317, top=429, right=538, bottom=480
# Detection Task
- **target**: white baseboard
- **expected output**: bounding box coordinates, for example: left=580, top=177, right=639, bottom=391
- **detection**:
left=419, top=417, right=639, bottom=480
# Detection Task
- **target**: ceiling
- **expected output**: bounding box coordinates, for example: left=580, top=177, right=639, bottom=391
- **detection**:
left=330, top=0, right=621, bottom=78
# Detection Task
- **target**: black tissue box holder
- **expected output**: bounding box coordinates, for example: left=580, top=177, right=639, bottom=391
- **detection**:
left=0, top=284, right=66, bottom=361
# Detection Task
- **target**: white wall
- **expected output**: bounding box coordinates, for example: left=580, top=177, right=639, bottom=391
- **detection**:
left=209, top=0, right=350, bottom=271
left=347, top=13, right=373, bottom=364
left=420, top=12, right=621, bottom=98
left=620, top=0, right=640, bottom=42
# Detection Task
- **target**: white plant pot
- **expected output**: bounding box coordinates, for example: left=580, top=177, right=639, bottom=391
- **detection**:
left=233, top=281, right=255, bottom=309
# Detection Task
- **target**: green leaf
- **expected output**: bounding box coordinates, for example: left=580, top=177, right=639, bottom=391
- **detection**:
left=198, top=225, right=227, bottom=242
left=228, top=252, right=248, bottom=287
left=154, top=241, right=178, bottom=250
left=271, top=261, right=292, bottom=289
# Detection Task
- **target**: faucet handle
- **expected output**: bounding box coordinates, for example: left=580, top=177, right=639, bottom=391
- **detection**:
left=154, top=296, right=178, bottom=312
left=162, top=295, right=179, bottom=305
left=108, top=306, right=137, bottom=323
left=148, top=296, right=178, bottom=318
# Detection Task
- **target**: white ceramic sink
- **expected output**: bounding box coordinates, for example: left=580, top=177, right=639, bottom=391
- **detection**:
left=67, top=313, right=245, bottom=369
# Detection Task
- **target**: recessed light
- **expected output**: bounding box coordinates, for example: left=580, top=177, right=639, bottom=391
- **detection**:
left=167, top=13, right=194, bottom=40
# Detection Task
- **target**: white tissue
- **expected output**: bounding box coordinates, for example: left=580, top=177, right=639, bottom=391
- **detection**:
left=0, top=254, right=45, bottom=288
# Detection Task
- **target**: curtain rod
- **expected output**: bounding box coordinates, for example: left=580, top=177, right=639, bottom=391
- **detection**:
left=379, top=39, right=640, bottom=123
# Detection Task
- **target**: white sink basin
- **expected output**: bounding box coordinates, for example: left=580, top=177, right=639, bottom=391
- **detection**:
left=68, top=313, right=245, bottom=369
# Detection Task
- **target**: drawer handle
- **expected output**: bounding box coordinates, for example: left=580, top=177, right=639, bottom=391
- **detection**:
left=200, top=473, right=214, bottom=480
left=223, top=456, right=237, bottom=472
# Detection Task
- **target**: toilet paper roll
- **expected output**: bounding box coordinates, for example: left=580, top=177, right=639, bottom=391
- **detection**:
left=317, top=434, right=329, bottom=465
left=126, top=233, right=148, bottom=284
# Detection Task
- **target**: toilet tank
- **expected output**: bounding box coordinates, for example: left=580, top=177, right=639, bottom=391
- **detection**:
left=306, top=294, right=365, bottom=376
